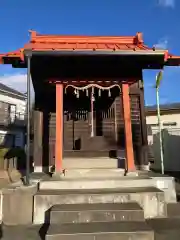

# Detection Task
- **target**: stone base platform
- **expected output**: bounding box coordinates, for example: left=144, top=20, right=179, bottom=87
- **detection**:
left=39, top=172, right=176, bottom=203
left=0, top=170, right=179, bottom=239
left=33, top=187, right=166, bottom=224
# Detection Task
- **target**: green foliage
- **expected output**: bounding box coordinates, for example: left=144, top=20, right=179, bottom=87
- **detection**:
left=156, top=71, right=163, bottom=88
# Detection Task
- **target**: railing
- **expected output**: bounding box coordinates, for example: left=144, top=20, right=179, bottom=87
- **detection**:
left=64, top=108, right=115, bottom=121
left=0, top=111, right=26, bottom=126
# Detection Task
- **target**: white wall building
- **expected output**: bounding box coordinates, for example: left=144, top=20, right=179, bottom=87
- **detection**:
left=0, top=82, right=26, bottom=148
left=146, top=103, right=180, bottom=172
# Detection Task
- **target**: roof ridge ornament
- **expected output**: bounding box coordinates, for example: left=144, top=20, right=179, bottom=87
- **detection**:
left=29, top=30, right=37, bottom=42
left=136, top=32, right=143, bottom=44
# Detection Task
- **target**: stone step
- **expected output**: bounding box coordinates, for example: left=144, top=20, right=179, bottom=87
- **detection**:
left=52, top=168, right=127, bottom=179
left=46, top=221, right=154, bottom=240
left=50, top=202, right=144, bottom=224
left=39, top=176, right=152, bottom=191
left=63, top=151, right=115, bottom=160
left=62, top=156, right=121, bottom=169
left=63, top=149, right=125, bottom=157
left=167, top=203, right=180, bottom=218
left=33, top=187, right=166, bottom=224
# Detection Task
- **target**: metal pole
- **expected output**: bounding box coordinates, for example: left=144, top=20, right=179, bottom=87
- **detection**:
left=91, top=87, right=94, bottom=137
left=156, top=87, right=164, bottom=175
left=26, top=54, right=31, bottom=185
left=114, top=100, right=118, bottom=142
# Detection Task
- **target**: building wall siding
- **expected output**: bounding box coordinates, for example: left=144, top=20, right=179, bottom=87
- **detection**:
left=0, top=94, right=26, bottom=114
left=0, top=93, right=26, bottom=148
left=146, top=112, right=180, bottom=172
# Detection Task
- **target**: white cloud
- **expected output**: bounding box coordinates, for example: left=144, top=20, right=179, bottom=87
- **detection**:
left=0, top=73, right=27, bottom=93
left=158, top=0, right=175, bottom=8
left=0, top=73, right=34, bottom=100
left=154, top=38, right=168, bottom=49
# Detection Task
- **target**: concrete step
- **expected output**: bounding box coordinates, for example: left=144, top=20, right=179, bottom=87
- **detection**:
left=62, top=157, right=120, bottom=169
left=39, top=176, right=153, bottom=191
left=33, top=187, right=166, bottom=224
left=46, top=221, right=154, bottom=240
left=63, top=149, right=125, bottom=158
left=52, top=168, right=127, bottom=179
left=63, top=152, right=114, bottom=160
left=167, top=203, right=180, bottom=218
left=50, top=202, right=144, bottom=224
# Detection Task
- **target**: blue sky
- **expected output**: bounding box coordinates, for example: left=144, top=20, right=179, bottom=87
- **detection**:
left=0, top=0, right=180, bottom=105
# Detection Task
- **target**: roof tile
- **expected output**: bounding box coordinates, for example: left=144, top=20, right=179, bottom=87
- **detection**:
left=23, top=31, right=148, bottom=52
left=0, top=31, right=180, bottom=66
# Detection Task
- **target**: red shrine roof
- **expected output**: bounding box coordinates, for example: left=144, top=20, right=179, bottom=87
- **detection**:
left=24, top=31, right=148, bottom=51
left=0, top=31, right=180, bottom=66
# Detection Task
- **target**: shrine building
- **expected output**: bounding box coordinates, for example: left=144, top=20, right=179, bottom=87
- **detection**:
left=0, top=31, right=179, bottom=175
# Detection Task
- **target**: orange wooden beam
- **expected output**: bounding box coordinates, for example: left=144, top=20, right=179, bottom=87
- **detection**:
left=122, top=83, right=135, bottom=172
left=48, top=78, right=137, bottom=85
left=55, top=83, right=63, bottom=172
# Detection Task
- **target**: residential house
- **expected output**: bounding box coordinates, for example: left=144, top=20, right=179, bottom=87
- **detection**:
left=146, top=103, right=180, bottom=173
left=0, top=82, right=26, bottom=148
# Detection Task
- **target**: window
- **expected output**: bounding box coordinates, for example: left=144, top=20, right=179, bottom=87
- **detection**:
left=9, top=104, right=16, bottom=123
left=163, top=122, right=177, bottom=126
left=149, top=122, right=177, bottom=127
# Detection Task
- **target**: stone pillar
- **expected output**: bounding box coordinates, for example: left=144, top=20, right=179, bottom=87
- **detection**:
left=55, top=83, right=63, bottom=173
left=33, top=110, right=43, bottom=172
left=139, top=83, right=149, bottom=170
left=122, top=83, right=136, bottom=172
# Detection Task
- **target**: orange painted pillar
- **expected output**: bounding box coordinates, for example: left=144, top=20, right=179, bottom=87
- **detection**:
left=122, top=83, right=135, bottom=172
left=55, top=83, right=63, bottom=172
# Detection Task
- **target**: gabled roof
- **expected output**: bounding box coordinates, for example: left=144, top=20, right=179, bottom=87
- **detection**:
left=0, top=82, right=26, bottom=99
left=0, top=31, right=180, bottom=66
left=146, top=103, right=180, bottom=115
left=24, top=31, right=147, bottom=51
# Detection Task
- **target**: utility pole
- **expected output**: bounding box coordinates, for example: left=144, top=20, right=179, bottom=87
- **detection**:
left=25, top=50, right=32, bottom=185
left=155, top=71, right=164, bottom=175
